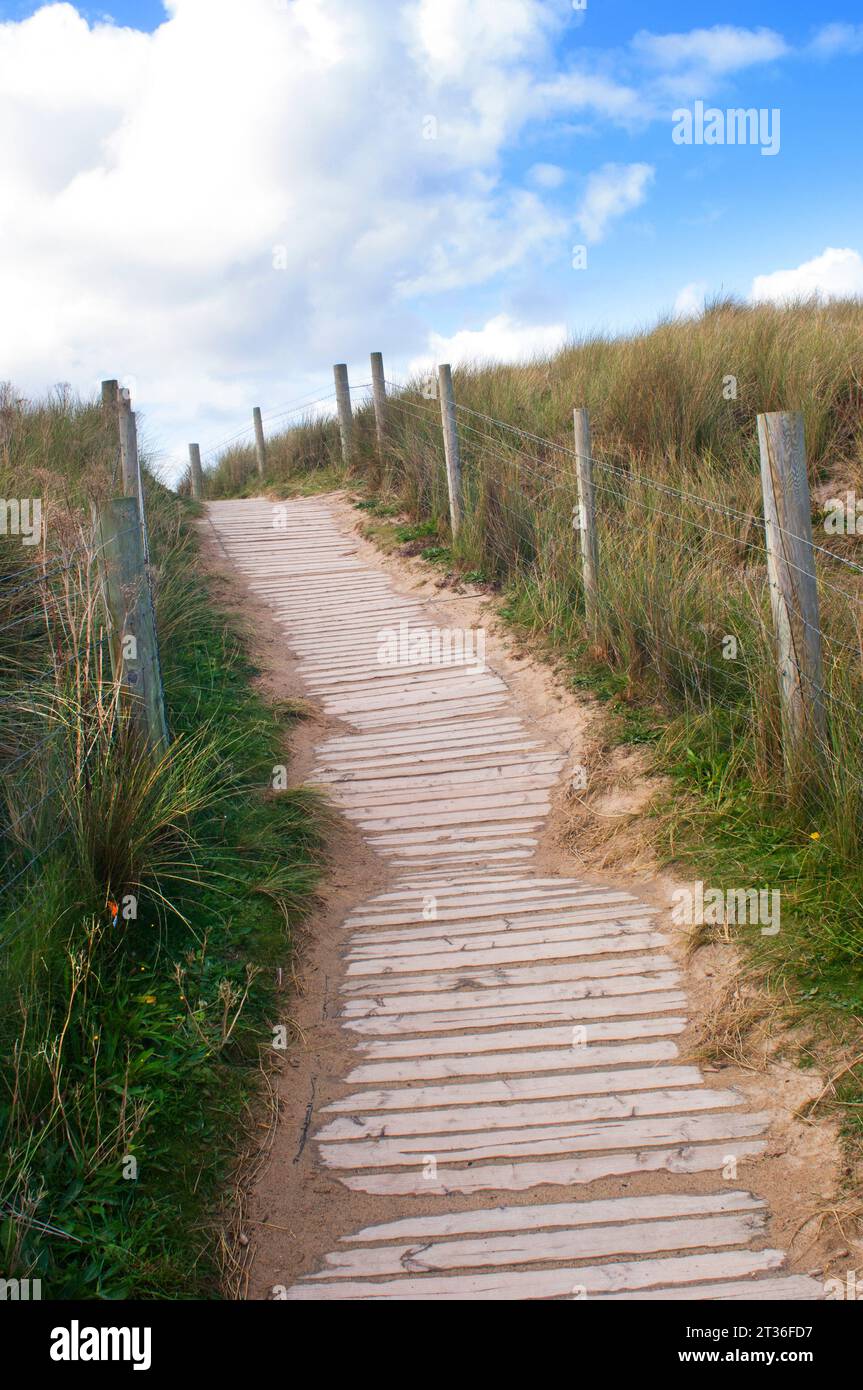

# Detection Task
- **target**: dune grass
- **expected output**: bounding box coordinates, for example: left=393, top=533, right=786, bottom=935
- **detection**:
left=0, top=393, right=325, bottom=1296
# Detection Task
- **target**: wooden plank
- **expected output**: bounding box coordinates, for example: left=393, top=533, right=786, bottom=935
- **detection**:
left=365, top=830, right=546, bottom=852
left=326, top=679, right=507, bottom=716
left=341, top=973, right=682, bottom=1018
left=344, top=914, right=658, bottom=951
left=287, top=1248, right=784, bottom=1300
left=369, top=875, right=588, bottom=902
left=314, top=1212, right=765, bottom=1279
left=341, top=786, right=556, bottom=815
left=345, top=886, right=623, bottom=923
left=353, top=802, right=551, bottom=831
left=341, top=953, right=679, bottom=997
left=345, top=930, right=667, bottom=977
left=389, top=851, right=536, bottom=867
left=320, top=1112, right=768, bottom=1170
left=345, top=1039, right=680, bottom=1084
left=318, top=1087, right=740, bottom=1141
left=343, top=989, right=686, bottom=1033
left=596, top=1275, right=824, bottom=1301
left=346, top=912, right=658, bottom=954
left=338, top=1140, right=768, bottom=1196
left=323, top=1063, right=705, bottom=1114
left=317, top=719, right=526, bottom=751
left=351, top=1017, right=685, bottom=1060
left=323, top=767, right=563, bottom=796
left=341, top=1190, right=764, bottom=1243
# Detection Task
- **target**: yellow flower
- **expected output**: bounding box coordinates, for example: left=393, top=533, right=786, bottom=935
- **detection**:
left=143, top=995, right=157, bottom=1005
left=809, top=831, right=821, bottom=841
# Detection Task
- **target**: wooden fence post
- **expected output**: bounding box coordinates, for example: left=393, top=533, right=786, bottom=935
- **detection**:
left=757, top=410, right=827, bottom=779
left=334, top=364, right=354, bottom=467
left=93, top=496, right=169, bottom=752
left=573, top=407, right=599, bottom=631
left=118, top=391, right=138, bottom=497
left=253, top=407, right=267, bottom=476
left=370, top=352, right=387, bottom=461
left=101, top=379, right=119, bottom=423
left=189, top=444, right=203, bottom=499
left=437, top=363, right=463, bottom=538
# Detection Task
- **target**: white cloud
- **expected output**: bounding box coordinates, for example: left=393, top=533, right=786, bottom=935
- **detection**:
left=0, top=6, right=839, bottom=480
left=529, top=162, right=566, bottom=188
left=751, top=248, right=863, bottom=304
left=0, top=0, right=653, bottom=477
left=630, top=25, right=789, bottom=104
left=405, top=0, right=555, bottom=83
left=809, top=24, right=863, bottom=58
left=534, top=70, right=647, bottom=125
left=575, top=162, right=654, bottom=242
left=673, top=281, right=707, bottom=318
left=632, top=25, right=788, bottom=75
left=394, top=190, right=567, bottom=298
left=408, top=313, right=567, bottom=373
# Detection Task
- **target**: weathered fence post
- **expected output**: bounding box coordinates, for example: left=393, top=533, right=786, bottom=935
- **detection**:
left=757, top=410, right=827, bottom=780
left=189, top=444, right=203, bottom=499
left=573, top=407, right=599, bottom=631
left=437, top=363, right=463, bottom=538
left=118, top=390, right=138, bottom=498
left=101, top=379, right=119, bottom=423
left=370, top=352, right=387, bottom=461
left=253, top=407, right=267, bottom=477
left=333, top=364, right=354, bottom=467
left=93, top=496, right=169, bottom=752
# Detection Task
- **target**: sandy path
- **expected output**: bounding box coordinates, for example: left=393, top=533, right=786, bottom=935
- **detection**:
left=206, top=496, right=825, bottom=1301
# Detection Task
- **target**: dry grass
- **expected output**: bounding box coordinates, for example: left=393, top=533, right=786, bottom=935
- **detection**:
left=686, top=976, right=779, bottom=1071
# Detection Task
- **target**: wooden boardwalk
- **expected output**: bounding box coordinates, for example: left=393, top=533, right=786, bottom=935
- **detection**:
left=207, top=497, right=822, bottom=1302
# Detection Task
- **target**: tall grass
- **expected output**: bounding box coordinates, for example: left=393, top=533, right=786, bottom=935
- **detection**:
left=195, top=415, right=342, bottom=499
left=0, top=391, right=324, bottom=1295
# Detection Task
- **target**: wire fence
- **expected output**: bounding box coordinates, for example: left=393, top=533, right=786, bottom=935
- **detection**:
left=163, top=352, right=863, bottom=820
left=201, top=359, right=860, bottom=805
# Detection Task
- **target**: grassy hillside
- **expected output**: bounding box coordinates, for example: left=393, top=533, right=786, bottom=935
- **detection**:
left=0, top=393, right=324, bottom=1296
left=201, top=298, right=863, bottom=1152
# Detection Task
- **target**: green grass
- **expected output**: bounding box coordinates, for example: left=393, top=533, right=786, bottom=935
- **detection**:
left=0, top=397, right=325, bottom=1297
left=421, top=546, right=452, bottom=566
left=393, top=521, right=437, bottom=543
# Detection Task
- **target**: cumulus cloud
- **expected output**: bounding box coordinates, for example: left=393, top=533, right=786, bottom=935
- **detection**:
left=673, top=281, right=707, bottom=318
left=529, top=162, right=566, bottom=188
left=575, top=162, right=654, bottom=242
left=630, top=25, right=789, bottom=104
left=408, top=313, right=567, bottom=374
left=632, top=25, right=788, bottom=75
left=0, top=0, right=649, bottom=474
left=405, top=0, right=555, bottom=83
left=0, top=5, right=842, bottom=478
left=751, top=248, right=863, bottom=304
left=809, top=23, right=863, bottom=58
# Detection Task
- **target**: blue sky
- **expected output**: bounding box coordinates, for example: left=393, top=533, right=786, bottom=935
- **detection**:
left=0, top=1, right=861, bottom=477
